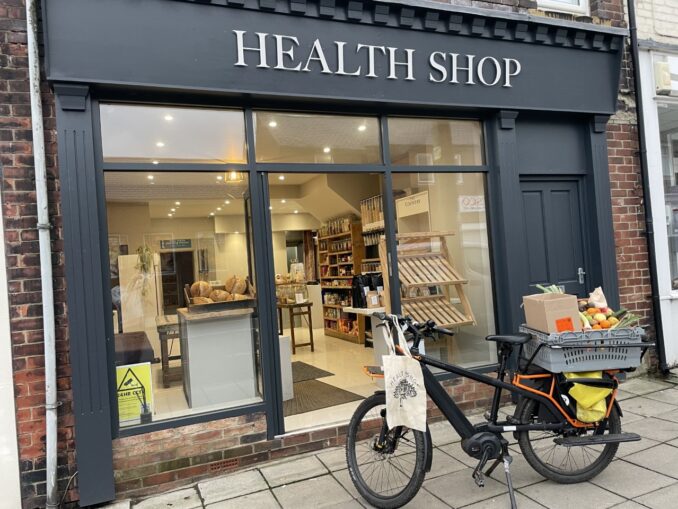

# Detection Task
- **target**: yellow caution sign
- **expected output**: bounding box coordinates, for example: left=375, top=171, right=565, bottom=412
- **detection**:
left=116, top=362, right=154, bottom=424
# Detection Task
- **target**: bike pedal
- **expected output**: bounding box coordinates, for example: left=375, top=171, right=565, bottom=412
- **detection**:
left=472, top=471, right=485, bottom=488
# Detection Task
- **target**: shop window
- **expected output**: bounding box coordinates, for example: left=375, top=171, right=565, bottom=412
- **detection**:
left=388, top=118, right=484, bottom=166
left=104, top=171, right=263, bottom=428
left=254, top=112, right=381, bottom=164
left=536, top=0, right=588, bottom=15
left=659, top=102, right=678, bottom=290
left=100, top=104, right=247, bottom=164
left=390, top=173, right=497, bottom=367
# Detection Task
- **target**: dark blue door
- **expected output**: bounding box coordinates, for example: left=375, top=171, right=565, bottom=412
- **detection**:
left=520, top=179, right=588, bottom=297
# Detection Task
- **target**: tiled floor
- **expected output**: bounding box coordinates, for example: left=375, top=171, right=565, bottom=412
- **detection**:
left=110, top=374, right=678, bottom=509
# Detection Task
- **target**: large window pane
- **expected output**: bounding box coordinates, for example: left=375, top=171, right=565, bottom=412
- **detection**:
left=391, top=173, right=496, bottom=367
left=659, top=103, right=678, bottom=289
left=104, top=171, right=262, bottom=427
left=254, top=112, right=381, bottom=163
left=388, top=118, right=484, bottom=166
left=100, top=104, right=247, bottom=164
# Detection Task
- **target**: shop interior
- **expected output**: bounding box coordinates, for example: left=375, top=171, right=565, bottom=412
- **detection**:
left=103, top=107, right=497, bottom=431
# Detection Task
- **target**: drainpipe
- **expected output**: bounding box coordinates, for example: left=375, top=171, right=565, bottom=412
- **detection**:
left=627, top=0, right=668, bottom=372
left=25, top=0, right=59, bottom=506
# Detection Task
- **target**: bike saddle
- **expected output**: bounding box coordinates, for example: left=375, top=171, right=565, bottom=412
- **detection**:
left=485, top=333, right=532, bottom=345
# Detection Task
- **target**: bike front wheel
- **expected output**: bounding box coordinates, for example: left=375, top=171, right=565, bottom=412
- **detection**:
left=516, top=396, right=621, bottom=484
left=346, top=392, right=427, bottom=509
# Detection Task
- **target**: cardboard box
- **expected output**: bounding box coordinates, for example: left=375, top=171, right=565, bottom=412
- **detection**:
left=523, top=293, right=582, bottom=333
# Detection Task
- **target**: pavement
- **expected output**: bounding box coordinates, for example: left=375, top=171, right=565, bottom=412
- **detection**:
left=106, top=375, right=678, bottom=509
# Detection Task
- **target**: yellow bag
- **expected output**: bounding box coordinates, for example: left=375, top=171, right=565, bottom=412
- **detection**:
left=564, top=371, right=612, bottom=423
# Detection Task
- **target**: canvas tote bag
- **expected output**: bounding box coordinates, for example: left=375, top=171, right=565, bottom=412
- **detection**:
left=382, top=318, right=427, bottom=432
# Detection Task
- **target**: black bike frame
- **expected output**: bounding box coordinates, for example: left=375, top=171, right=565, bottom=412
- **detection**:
left=417, top=352, right=576, bottom=439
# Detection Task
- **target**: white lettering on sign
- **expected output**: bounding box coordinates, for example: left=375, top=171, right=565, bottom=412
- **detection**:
left=458, top=195, right=485, bottom=213
left=233, top=31, right=522, bottom=87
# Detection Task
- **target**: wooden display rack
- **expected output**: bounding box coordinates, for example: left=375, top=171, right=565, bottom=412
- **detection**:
left=318, top=219, right=366, bottom=343
left=379, top=232, right=475, bottom=328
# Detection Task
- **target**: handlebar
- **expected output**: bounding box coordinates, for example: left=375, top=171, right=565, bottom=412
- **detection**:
left=372, top=312, right=454, bottom=351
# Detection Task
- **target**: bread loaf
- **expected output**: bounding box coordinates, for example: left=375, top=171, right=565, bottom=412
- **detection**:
left=232, top=277, right=247, bottom=295
left=192, top=296, right=213, bottom=305
left=209, top=290, right=230, bottom=302
left=232, top=293, right=249, bottom=301
left=224, top=275, right=237, bottom=293
left=190, top=281, right=212, bottom=298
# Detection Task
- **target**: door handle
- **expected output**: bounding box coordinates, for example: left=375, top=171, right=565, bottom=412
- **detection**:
left=577, top=267, right=586, bottom=285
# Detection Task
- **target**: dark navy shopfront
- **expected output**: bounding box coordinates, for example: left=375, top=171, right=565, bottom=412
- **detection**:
left=42, top=0, right=626, bottom=504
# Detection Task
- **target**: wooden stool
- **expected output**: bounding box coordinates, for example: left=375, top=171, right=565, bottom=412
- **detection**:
left=277, top=302, right=314, bottom=354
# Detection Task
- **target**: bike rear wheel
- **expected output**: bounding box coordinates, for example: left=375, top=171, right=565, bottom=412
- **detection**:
left=516, top=397, right=621, bottom=484
left=346, top=392, right=427, bottom=509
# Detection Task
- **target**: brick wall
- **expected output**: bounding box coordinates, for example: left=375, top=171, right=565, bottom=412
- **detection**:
left=635, top=0, right=678, bottom=45
left=0, top=3, right=77, bottom=508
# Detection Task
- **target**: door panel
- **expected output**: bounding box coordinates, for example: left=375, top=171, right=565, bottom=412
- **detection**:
left=520, top=180, right=587, bottom=297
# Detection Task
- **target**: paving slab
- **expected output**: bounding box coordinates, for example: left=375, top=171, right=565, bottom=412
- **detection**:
left=620, top=378, right=674, bottom=396
left=622, top=417, right=678, bottom=442
left=424, top=468, right=508, bottom=508
left=624, top=443, right=678, bottom=479
left=615, top=390, right=636, bottom=401
left=429, top=421, right=461, bottom=446
left=618, top=410, right=644, bottom=425
left=437, top=442, right=480, bottom=469
left=616, top=436, right=661, bottom=457
left=102, top=501, right=132, bottom=509
left=463, top=492, right=546, bottom=509
left=644, top=389, right=678, bottom=405
left=206, top=490, right=280, bottom=508
left=198, top=469, right=268, bottom=504
left=634, top=482, right=678, bottom=509
left=261, top=455, right=329, bottom=487
left=609, top=502, right=653, bottom=509
left=316, top=447, right=348, bottom=472
left=488, top=453, right=546, bottom=489
left=331, top=469, right=360, bottom=499
left=652, top=408, right=678, bottom=424
left=273, top=475, right=353, bottom=509
left=519, top=480, right=624, bottom=509
left=590, top=459, right=676, bottom=498
left=323, top=500, right=364, bottom=509
left=134, top=488, right=202, bottom=509
left=617, top=396, right=677, bottom=417
left=402, top=488, right=451, bottom=508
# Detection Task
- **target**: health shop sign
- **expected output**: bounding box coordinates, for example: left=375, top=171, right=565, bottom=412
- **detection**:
left=44, top=0, right=623, bottom=114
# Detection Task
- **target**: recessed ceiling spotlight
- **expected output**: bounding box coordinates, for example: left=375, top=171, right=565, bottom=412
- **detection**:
left=268, top=120, right=278, bottom=128
left=323, top=147, right=331, bottom=153
left=235, top=231, right=240, bottom=234
left=269, top=205, right=273, bottom=210
left=147, top=175, right=154, bottom=180
left=281, top=199, right=287, bottom=204
left=167, top=213, right=172, bottom=217
left=155, top=141, right=165, bottom=148
left=217, top=175, right=223, bottom=181
left=209, top=212, right=215, bottom=216
left=278, top=175, right=285, bottom=181
left=171, top=208, right=176, bottom=212
left=152, top=160, right=159, bottom=165
left=358, top=124, right=367, bottom=132
left=294, top=210, right=299, bottom=214
left=225, top=200, right=231, bottom=205
left=164, top=114, right=174, bottom=121
left=217, top=207, right=222, bottom=211
left=175, top=201, right=181, bottom=206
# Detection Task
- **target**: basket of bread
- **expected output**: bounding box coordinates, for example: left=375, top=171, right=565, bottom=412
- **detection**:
left=184, top=275, right=255, bottom=311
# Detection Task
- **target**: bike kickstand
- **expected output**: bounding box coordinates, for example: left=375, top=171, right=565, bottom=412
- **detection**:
left=503, top=454, right=518, bottom=509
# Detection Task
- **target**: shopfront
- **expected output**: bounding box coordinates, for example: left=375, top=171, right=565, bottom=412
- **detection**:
left=42, top=0, right=625, bottom=504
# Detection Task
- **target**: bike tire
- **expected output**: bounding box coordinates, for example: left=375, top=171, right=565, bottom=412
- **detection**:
left=515, top=396, right=621, bottom=484
left=346, top=392, right=427, bottom=509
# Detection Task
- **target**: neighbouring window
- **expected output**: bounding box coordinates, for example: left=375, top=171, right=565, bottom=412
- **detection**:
left=536, top=0, right=589, bottom=15
left=100, top=104, right=247, bottom=164
left=104, top=170, right=263, bottom=428
left=388, top=118, right=484, bottom=166
left=254, top=111, right=382, bottom=164
left=659, top=102, right=678, bottom=290
left=390, top=173, right=497, bottom=368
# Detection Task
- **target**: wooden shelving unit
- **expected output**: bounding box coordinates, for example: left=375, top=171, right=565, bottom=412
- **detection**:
left=318, top=219, right=365, bottom=344
left=379, top=231, right=475, bottom=328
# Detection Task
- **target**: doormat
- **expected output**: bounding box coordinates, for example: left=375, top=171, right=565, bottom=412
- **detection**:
left=284, top=380, right=364, bottom=417
left=292, top=361, right=333, bottom=383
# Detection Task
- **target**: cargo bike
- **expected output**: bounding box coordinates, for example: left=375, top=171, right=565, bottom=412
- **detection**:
left=345, top=313, right=651, bottom=509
